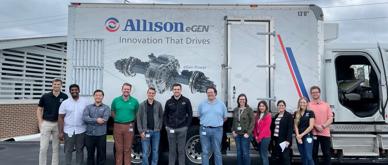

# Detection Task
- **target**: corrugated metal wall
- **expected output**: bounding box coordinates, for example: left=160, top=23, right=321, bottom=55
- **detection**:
left=72, top=39, right=103, bottom=96
left=0, top=43, right=66, bottom=99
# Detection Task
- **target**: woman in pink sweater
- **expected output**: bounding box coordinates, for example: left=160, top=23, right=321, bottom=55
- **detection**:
left=253, top=101, right=272, bottom=165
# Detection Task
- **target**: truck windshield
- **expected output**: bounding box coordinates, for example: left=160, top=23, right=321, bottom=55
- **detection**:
left=335, top=55, right=379, bottom=117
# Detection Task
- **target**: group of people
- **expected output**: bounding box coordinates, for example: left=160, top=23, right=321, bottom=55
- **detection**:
left=232, top=86, right=333, bottom=165
left=37, top=80, right=109, bottom=165
left=37, top=78, right=333, bottom=165
left=36, top=79, right=223, bottom=165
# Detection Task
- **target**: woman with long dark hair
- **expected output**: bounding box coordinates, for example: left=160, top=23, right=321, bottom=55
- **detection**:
left=270, top=100, right=293, bottom=165
left=253, top=101, right=272, bottom=165
left=232, top=94, right=254, bottom=165
left=294, top=97, right=315, bottom=165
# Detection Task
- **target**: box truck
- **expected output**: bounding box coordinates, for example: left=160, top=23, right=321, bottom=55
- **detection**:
left=67, top=3, right=388, bottom=164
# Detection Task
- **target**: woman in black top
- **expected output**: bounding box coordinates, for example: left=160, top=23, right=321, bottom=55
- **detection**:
left=294, top=97, right=315, bottom=165
left=270, top=100, right=293, bottom=165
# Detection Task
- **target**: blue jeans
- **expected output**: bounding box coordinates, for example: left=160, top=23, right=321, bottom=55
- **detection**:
left=297, top=135, right=314, bottom=165
left=258, top=137, right=270, bottom=165
left=141, top=130, right=160, bottom=165
left=235, top=135, right=250, bottom=165
left=200, top=126, right=223, bottom=165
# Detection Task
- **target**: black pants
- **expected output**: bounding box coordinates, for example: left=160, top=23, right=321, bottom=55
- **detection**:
left=85, top=135, right=107, bottom=165
left=313, top=135, right=332, bottom=165
left=271, top=137, right=291, bottom=165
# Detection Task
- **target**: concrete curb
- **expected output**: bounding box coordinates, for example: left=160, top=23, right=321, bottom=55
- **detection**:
left=0, top=133, right=40, bottom=141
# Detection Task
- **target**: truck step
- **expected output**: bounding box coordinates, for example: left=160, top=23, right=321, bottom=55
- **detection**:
left=342, top=151, right=379, bottom=157
left=378, top=134, right=388, bottom=150
left=332, top=134, right=379, bottom=156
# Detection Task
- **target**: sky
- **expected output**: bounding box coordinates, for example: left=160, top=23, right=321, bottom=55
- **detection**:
left=0, top=0, right=388, bottom=43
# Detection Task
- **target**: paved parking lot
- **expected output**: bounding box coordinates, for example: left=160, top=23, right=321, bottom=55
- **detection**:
left=0, top=141, right=117, bottom=165
left=0, top=141, right=383, bottom=165
left=0, top=141, right=257, bottom=165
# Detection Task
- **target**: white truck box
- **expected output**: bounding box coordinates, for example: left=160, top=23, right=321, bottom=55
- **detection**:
left=67, top=3, right=388, bottom=164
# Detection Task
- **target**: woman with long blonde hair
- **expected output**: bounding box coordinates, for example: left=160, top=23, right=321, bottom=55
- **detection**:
left=294, top=97, right=315, bottom=165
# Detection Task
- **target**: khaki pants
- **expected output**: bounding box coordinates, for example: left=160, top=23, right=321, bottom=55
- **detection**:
left=39, top=120, right=59, bottom=165
left=114, top=123, right=134, bottom=165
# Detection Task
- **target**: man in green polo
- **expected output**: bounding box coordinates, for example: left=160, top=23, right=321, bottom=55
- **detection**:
left=111, top=83, right=139, bottom=165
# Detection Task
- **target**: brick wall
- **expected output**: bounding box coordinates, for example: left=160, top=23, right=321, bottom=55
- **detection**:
left=0, top=103, right=39, bottom=139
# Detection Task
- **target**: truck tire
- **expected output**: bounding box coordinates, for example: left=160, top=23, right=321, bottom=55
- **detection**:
left=131, top=134, right=145, bottom=164
left=185, top=125, right=213, bottom=165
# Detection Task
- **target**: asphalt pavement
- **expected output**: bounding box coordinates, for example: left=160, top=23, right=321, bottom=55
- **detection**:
left=0, top=141, right=381, bottom=165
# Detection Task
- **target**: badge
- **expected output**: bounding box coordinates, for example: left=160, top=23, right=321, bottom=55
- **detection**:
left=237, top=126, right=242, bottom=131
left=202, top=131, right=207, bottom=136
left=145, top=133, right=150, bottom=138
left=169, top=129, right=175, bottom=134
left=129, top=128, right=133, bottom=132
left=306, top=137, right=313, bottom=143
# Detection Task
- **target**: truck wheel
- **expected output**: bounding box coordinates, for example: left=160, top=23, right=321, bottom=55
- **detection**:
left=131, top=135, right=146, bottom=164
left=185, top=125, right=213, bottom=165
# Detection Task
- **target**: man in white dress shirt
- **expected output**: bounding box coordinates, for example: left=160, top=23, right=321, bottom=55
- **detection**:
left=58, top=84, right=89, bottom=165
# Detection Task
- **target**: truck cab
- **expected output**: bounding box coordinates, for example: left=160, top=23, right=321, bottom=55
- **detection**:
left=324, top=42, right=388, bottom=159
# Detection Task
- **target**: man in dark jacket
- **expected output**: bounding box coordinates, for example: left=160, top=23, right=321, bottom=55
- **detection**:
left=137, top=87, right=164, bottom=165
left=163, top=83, right=193, bottom=165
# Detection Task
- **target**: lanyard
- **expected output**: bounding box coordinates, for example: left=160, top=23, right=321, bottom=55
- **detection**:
left=238, top=108, right=245, bottom=122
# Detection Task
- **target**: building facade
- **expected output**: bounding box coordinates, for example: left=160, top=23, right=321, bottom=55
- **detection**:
left=0, top=36, right=66, bottom=139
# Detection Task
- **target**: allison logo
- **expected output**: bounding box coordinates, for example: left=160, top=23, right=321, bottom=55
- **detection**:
left=123, top=19, right=184, bottom=32
left=105, top=18, right=210, bottom=33
left=105, top=17, right=120, bottom=32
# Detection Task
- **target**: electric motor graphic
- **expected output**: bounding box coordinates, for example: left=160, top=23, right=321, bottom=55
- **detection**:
left=114, top=54, right=215, bottom=93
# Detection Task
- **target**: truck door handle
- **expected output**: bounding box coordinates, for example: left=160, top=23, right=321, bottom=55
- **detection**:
left=233, top=86, right=236, bottom=100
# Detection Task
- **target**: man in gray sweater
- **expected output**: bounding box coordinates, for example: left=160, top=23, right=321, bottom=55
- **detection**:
left=137, top=87, right=164, bottom=165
